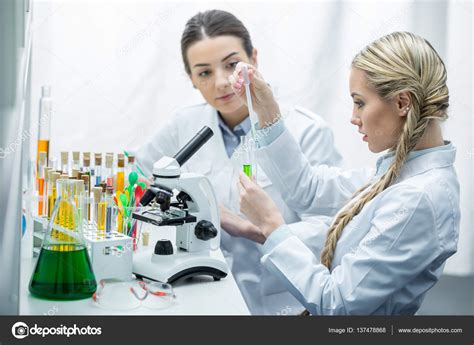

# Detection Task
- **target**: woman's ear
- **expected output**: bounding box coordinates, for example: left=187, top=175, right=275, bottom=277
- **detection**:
left=251, top=48, right=258, bottom=68
left=397, top=91, right=411, bottom=117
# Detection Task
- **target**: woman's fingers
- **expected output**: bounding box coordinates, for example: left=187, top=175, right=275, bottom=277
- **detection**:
left=235, top=61, right=255, bottom=76
left=239, top=171, right=255, bottom=190
left=231, top=62, right=280, bottom=129
left=229, top=74, right=242, bottom=94
left=232, top=62, right=259, bottom=86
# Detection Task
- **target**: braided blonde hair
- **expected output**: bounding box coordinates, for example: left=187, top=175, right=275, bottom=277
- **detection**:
left=302, top=32, right=449, bottom=316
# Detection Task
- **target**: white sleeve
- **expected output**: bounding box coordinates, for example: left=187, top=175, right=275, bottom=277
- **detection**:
left=286, top=215, right=333, bottom=257
left=296, top=116, right=343, bottom=168
left=261, top=186, right=441, bottom=315
left=256, top=126, right=372, bottom=216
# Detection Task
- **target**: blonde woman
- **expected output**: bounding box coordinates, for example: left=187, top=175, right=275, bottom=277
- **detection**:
left=227, top=32, right=460, bottom=315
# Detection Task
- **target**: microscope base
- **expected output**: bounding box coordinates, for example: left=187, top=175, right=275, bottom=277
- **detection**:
left=133, top=248, right=228, bottom=284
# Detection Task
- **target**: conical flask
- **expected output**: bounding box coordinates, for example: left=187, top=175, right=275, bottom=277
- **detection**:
left=29, top=178, right=97, bottom=300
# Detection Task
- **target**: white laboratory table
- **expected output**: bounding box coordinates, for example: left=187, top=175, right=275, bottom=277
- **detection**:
left=20, top=226, right=250, bottom=315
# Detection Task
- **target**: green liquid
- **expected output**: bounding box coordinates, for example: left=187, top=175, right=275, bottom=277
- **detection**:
left=243, top=164, right=252, bottom=178
left=29, top=245, right=97, bottom=300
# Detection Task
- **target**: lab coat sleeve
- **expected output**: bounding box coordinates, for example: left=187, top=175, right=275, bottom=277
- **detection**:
left=257, top=119, right=340, bottom=255
left=255, top=118, right=285, bottom=147
left=256, top=125, right=372, bottom=216
left=128, top=116, right=180, bottom=177
left=257, top=116, right=343, bottom=167
left=261, top=186, right=441, bottom=315
left=296, top=116, right=343, bottom=168
left=285, top=215, right=333, bottom=257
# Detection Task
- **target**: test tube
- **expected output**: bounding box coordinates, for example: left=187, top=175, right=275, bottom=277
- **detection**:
left=37, top=86, right=51, bottom=179
left=83, top=152, right=91, bottom=173
left=48, top=172, right=60, bottom=219
left=71, top=168, right=79, bottom=179
left=97, top=190, right=106, bottom=231
left=42, top=166, right=53, bottom=216
left=37, top=152, right=47, bottom=216
left=48, top=156, right=58, bottom=173
left=240, top=136, right=257, bottom=180
left=92, top=187, right=102, bottom=227
left=72, top=179, right=81, bottom=213
left=94, top=153, right=102, bottom=186
left=72, top=151, right=80, bottom=171
left=84, top=153, right=92, bottom=191
left=125, top=154, right=135, bottom=186
left=105, top=153, right=113, bottom=188
left=81, top=175, right=90, bottom=222
left=60, top=151, right=69, bottom=175
left=116, top=153, right=125, bottom=193
left=75, top=179, right=86, bottom=224
left=105, top=186, right=114, bottom=233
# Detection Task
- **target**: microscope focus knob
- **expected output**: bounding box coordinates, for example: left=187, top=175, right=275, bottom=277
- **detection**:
left=194, top=220, right=218, bottom=241
left=154, top=239, right=173, bottom=255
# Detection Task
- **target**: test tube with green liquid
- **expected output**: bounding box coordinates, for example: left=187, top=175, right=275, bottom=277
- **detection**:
left=243, top=164, right=252, bottom=177
left=240, top=136, right=257, bottom=180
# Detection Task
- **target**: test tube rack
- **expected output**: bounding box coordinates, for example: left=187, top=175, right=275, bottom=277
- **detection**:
left=32, top=215, right=133, bottom=282
left=83, top=224, right=133, bottom=282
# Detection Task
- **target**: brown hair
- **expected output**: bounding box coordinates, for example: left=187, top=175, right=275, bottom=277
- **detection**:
left=181, top=10, right=254, bottom=75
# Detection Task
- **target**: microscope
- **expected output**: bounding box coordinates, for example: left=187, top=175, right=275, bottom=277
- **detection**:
left=132, top=126, right=228, bottom=284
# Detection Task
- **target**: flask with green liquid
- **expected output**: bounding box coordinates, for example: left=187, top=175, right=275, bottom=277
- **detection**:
left=29, top=179, right=97, bottom=300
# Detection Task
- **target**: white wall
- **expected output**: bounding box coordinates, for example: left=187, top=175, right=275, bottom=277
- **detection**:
left=30, top=0, right=473, bottom=275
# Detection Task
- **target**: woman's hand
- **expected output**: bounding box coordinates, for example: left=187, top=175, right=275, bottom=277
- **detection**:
left=229, top=62, right=281, bottom=127
left=220, top=206, right=266, bottom=244
left=237, top=172, right=285, bottom=238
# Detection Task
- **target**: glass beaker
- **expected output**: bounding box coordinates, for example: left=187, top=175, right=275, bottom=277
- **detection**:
left=29, top=179, right=97, bottom=300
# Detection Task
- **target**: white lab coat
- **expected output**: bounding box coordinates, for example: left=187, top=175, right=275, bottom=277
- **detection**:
left=257, top=126, right=461, bottom=315
left=131, top=102, right=343, bottom=315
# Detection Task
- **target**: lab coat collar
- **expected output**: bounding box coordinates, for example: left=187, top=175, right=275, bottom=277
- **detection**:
left=374, top=141, right=456, bottom=179
left=217, top=111, right=251, bottom=135
left=205, top=104, right=230, bottom=163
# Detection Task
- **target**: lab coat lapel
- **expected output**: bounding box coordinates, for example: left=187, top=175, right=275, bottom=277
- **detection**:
left=199, top=106, right=236, bottom=208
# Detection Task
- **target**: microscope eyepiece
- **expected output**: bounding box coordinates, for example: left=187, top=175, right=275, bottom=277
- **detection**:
left=173, top=126, right=214, bottom=166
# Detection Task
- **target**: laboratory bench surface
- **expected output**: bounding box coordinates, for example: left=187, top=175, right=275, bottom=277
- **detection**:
left=19, top=227, right=250, bottom=316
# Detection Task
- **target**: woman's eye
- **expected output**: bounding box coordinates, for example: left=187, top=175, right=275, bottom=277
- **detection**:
left=227, top=61, right=239, bottom=69
left=199, top=70, right=211, bottom=77
left=354, top=101, right=364, bottom=109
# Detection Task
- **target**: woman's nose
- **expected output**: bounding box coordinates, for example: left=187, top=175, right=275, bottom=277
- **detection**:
left=215, top=68, right=231, bottom=90
left=350, top=115, right=361, bottom=126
